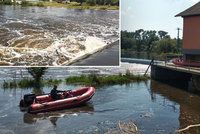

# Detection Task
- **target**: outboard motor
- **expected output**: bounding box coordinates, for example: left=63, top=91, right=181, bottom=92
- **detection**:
left=20, top=94, right=36, bottom=107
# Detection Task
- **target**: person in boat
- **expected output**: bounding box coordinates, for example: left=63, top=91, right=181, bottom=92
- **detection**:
left=50, top=85, right=64, bottom=100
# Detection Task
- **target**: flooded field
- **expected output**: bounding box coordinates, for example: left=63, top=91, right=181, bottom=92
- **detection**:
left=0, top=64, right=200, bottom=133
left=0, top=6, right=119, bottom=66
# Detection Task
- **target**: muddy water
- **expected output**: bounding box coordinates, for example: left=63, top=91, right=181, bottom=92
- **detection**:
left=1, top=81, right=200, bottom=134
left=0, top=66, right=200, bottom=133
left=0, top=6, right=119, bottom=66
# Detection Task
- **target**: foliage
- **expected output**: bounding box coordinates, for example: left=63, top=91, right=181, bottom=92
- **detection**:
left=3, top=78, right=63, bottom=89
left=21, top=0, right=33, bottom=6
left=71, top=0, right=119, bottom=6
left=3, top=79, right=35, bottom=88
left=27, top=67, right=48, bottom=82
left=66, top=1, right=81, bottom=6
left=121, top=30, right=182, bottom=59
left=0, top=0, right=12, bottom=5
left=0, top=0, right=118, bottom=10
left=35, top=2, right=45, bottom=7
left=154, top=38, right=177, bottom=53
left=45, top=79, right=62, bottom=85
left=65, top=71, right=149, bottom=86
left=86, top=0, right=96, bottom=6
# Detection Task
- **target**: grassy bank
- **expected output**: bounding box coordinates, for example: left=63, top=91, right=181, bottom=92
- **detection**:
left=43, top=2, right=119, bottom=10
left=0, top=1, right=119, bottom=10
left=65, top=73, right=150, bottom=86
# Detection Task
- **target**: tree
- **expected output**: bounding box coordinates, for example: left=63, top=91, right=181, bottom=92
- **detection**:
left=121, top=29, right=182, bottom=59
left=134, top=29, right=144, bottom=52
left=142, top=30, right=159, bottom=53
left=86, top=0, right=96, bottom=5
left=77, top=0, right=84, bottom=5
left=121, top=31, right=136, bottom=49
left=155, top=38, right=177, bottom=53
left=158, top=30, right=170, bottom=39
left=27, top=67, right=48, bottom=82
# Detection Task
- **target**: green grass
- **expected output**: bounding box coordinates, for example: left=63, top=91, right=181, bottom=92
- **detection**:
left=3, top=79, right=35, bottom=88
left=21, top=1, right=45, bottom=7
left=42, top=2, right=119, bottom=10
left=65, top=72, right=150, bottom=86
left=44, top=79, right=63, bottom=85
left=3, top=78, right=63, bottom=89
left=3, top=71, right=149, bottom=89
left=0, top=1, right=118, bottom=10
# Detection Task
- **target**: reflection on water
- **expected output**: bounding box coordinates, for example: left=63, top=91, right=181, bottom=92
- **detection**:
left=151, top=80, right=200, bottom=134
left=23, top=104, right=94, bottom=125
left=32, top=87, right=44, bottom=95
left=0, top=6, right=119, bottom=66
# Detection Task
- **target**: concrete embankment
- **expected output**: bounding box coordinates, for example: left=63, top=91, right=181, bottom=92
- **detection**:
left=72, top=41, right=119, bottom=66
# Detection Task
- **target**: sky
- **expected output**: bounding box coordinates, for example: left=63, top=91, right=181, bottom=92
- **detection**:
left=121, top=0, right=199, bottom=38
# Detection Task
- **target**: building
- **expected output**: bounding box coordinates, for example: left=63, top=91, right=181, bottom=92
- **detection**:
left=176, top=2, right=200, bottom=62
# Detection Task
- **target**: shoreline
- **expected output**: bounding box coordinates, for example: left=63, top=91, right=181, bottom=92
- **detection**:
left=0, top=2, right=119, bottom=10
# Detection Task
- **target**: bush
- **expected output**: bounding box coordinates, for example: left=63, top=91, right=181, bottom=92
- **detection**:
left=1, top=0, right=12, bottom=5
left=67, top=2, right=81, bottom=6
left=35, top=2, right=44, bottom=7
left=46, top=79, right=62, bottom=85
left=86, top=0, right=96, bottom=6
left=21, top=0, right=33, bottom=6
left=65, top=73, right=150, bottom=86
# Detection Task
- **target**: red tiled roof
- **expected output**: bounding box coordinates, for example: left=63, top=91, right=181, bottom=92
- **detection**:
left=176, top=2, right=200, bottom=17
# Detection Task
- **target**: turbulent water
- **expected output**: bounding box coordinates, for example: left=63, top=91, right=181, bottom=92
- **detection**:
left=0, top=6, right=119, bottom=66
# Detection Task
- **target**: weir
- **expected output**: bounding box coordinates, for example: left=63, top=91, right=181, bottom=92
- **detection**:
left=151, top=62, right=200, bottom=92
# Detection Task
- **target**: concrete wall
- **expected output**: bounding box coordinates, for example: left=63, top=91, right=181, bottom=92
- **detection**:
left=151, top=64, right=200, bottom=92
left=151, top=65, right=192, bottom=90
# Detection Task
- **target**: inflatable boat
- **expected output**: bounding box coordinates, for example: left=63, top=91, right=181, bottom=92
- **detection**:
left=20, top=87, right=95, bottom=114
left=172, top=58, right=200, bottom=67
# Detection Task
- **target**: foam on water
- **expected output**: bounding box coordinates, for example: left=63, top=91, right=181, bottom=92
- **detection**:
left=0, top=7, right=119, bottom=66
left=0, top=34, right=108, bottom=66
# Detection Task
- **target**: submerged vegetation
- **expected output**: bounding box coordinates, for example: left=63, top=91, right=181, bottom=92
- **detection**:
left=3, top=78, right=63, bottom=89
left=3, top=67, right=62, bottom=88
left=2, top=70, right=150, bottom=88
left=65, top=71, right=150, bottom=86
left=0, top=0, right=119, bottom=10
left=27, top=67, right=48, bottom=82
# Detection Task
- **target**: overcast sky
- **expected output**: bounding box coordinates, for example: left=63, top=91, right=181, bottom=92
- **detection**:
left=121, top=0, right=199, bottom=38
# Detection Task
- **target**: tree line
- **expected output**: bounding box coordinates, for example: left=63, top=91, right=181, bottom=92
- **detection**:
left=121, top=30, right=182, bottom=59
left=71, top=0, right=119, bottom=6
left=0, top=0, right=119, bottom=6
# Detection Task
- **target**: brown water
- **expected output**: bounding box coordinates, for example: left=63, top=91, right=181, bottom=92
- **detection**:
left=0, top=6, right=119, bottom=66
left=0, top=67, right=200, bottom=133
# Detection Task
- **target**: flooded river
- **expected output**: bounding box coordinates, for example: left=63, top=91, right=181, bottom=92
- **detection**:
left=0, top=65, right=200, bottom=133
left=0, top=6, right=119, bottom=66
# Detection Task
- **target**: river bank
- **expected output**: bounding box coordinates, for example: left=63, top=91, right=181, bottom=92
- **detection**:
left=0, top=1, right=119, bottom=10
